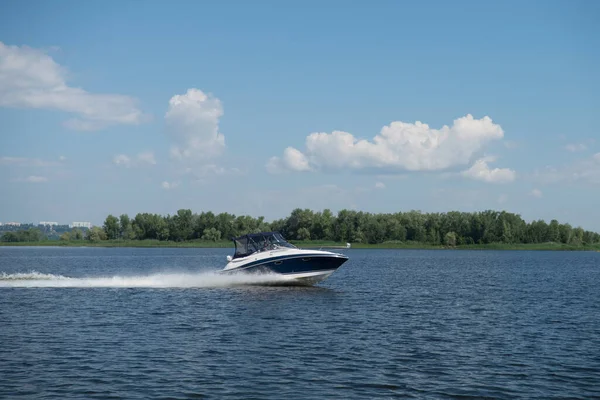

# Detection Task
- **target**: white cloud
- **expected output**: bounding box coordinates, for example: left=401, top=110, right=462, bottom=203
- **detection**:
left=530, top=188, right=543, bottom=198
left=189, top=164, right=243, bottom=178
left=136, top=151, right=156, bottom=165
left=165, top=88, right=225, bottom=161
left=0, top=41, right=146, bottom=131
left=565, top=143, right=587, bottom=152
left=267, top=114, right=505, bottom=173
left=534, top=152, right=600, bottom=185
left=11, top=175, right=49, bottom=183
left=58, top=155, right=66, bottom=161
left=461, top=157, right=516, bottom=183
left=375, top=181, right=386, bottom=189
left=266, top=147, right=312, bottom=173
left=26, top=175, right=47, bottom=183
left=112, top=154, right=132, bottom=167
left=0, top=156, right=61, bottom=167
left=161, top=181, right=180, bottom=190
left=112, top=152, right=156, bottom=167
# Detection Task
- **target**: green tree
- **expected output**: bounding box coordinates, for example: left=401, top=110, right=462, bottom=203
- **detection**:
left=571, top=227, right=584, bottom=245
left=333, top=209, right=355, bottom=242
left=501, top=220, right=513, bottom=243
left=311, top=209, right=333, bottom=240
left=364, top=217, right=386, bottom=244
left=215, top=213, right=236, bottom=239
left=201, top=227, right=222, bottom=241
left=444, top=231, right=457, bottom=247
left=559, top=223, right=573, bottom=244
left=71, top=228, right=84, bottom=240
left=547, top=219, right=560, bottom=242
left=352, top=229, right=366, bottom=243
left=3, top=228, right=44, bottom=242
left=427, top=227, right=441, bottom=245
left=297, top=227, right=311, bottom=240
left=119, top=214, right=134, bottom=239
left=169, top=209, right=193, bottom=241
left=1, top=232, right=19, bottom=242
left=103, top=215, right=120, bottom=240
left=386, top=217, right=407, bottom=241
left=87, top=226, right=107, bottom=242
left=91, top=208, right=599, bottom=248
left=194, top=211, right=216, bottom=238
left=286, top=208, right=315, bottom=240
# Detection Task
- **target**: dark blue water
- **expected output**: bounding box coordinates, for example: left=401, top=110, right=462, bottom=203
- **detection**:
left=1, top=247, right=599, bottom=399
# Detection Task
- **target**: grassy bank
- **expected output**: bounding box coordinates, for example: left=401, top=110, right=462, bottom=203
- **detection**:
left=298, top=241, right=600, bottom=251
left=344, top=241, right=600, bottom=251
left=1, top=240, right=599, bottom=251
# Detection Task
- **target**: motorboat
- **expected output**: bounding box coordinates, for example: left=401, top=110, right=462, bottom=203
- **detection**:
left=222, top=231, right=350, bottom=285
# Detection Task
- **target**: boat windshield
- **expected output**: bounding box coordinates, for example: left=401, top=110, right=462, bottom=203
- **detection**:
left=232, top=232, right=296, bottom=259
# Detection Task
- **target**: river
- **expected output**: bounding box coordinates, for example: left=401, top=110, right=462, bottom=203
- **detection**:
left=1, top=247, right=598, bottom=399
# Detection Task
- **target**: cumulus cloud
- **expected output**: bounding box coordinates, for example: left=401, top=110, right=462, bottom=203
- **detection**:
left=267, top=114, right=505, bottom=173
left=161, top=181, right=180, bottom=190
left=0, top=42, right=146, bottom=131
left=374, top=182, right=386, bottom=189
left=266, top=147, right=312, bottom=173
left=165, top=88, right=225, bottom=161
left=530, top=188, right=543, bottom=198
left=461, top=157, right=516, bottom=183
left=112, top=152, right=156, bottom=167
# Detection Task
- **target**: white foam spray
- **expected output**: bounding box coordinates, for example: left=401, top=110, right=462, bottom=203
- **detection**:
left=0, top=271, right=289, bottom=288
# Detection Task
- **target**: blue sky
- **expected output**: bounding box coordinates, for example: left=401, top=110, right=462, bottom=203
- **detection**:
left=1, top=0, right=599, bottom=230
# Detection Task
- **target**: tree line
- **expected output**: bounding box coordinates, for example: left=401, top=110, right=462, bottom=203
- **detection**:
left=92, top=208, right=599, bottom=246
left=1, top=228, right=45, bottom=243
left=3, top=208, right=599, bottom=246
left=0, top=227, right=85, bottom=243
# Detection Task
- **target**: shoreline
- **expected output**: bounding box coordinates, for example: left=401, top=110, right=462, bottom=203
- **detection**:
left=1, top=240, right=599, bottom=251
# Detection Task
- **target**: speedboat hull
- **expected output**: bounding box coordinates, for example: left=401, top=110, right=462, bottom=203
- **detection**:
left=222, top=251, right=349, bottom=285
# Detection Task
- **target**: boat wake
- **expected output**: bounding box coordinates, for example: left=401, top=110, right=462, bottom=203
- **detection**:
left=0, top=270, right=288, bottom=288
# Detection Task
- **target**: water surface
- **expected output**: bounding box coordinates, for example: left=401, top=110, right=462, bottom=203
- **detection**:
left=1, top=247, right=599, bottom=399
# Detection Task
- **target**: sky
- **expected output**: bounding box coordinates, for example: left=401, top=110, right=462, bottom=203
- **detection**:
left=1, top=0, right=599, bottom=230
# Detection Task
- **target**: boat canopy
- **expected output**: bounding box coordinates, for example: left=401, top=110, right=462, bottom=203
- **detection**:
left=232, top=231, right=297, bottom=259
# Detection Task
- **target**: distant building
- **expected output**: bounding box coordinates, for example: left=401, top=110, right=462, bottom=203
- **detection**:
left=39, top=221, right=59, bottom=226
left=69, top=222, right=92, bottom=229
left=4, top=222, right=21, bottom=227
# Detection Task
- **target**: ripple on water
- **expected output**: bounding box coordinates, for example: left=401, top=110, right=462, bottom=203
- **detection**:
left=0, top=247, right=599, bottom=399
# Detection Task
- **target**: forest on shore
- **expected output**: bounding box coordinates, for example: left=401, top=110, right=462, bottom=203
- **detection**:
left=2, top=208, right=599, bottom=248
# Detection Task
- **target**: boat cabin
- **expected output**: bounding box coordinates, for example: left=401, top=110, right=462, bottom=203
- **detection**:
left=232, top=231, right=297, bottom=259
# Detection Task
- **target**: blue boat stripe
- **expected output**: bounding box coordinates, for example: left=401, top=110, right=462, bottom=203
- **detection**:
left=229, top=253, right=347, bottom=272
